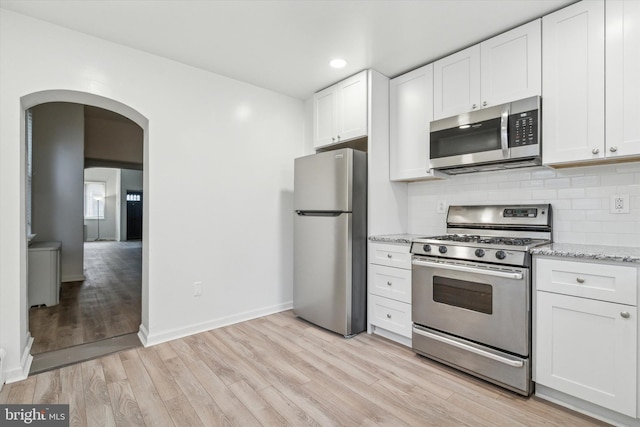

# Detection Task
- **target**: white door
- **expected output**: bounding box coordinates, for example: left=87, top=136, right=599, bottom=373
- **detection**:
left=536, top=291, right=637, bottom=417
left=337, top=70, right=368, bottom=142
left=542, top=0, right=605, bottom=165
left=481, top=19, right=541, bottom=108
left=389, top=64, right=436, bottom=181
left=606, top=0, right=640, bottom=158
left=313, top=85, right=337, bottom=148
left=433, top=45, right=481, bottom=120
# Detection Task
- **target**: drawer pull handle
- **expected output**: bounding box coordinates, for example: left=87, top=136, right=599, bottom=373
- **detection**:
left=621, top=311, right=630, bottom=319
left=576, top=277, right=585, bottom=284
left=386, top=314, right=392, bottom=319
left=387, top=254, right=392, bottom=258
left=387, top=281, right=392, bottom=286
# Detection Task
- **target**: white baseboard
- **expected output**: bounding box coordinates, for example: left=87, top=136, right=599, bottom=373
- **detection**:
left=4, top=334, right=33, bottom=384
left=62, top=274, right=85, bottom=283
left=142, top=301, right=293, bottom=347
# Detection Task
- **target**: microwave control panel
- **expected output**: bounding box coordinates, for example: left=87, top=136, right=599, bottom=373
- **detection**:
left=509, top=110, right=538, bottom=147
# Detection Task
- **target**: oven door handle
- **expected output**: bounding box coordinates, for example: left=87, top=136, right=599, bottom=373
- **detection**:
left=413, top=327, right=525, bottom=368
left=412, top=259, right=523, bottom=280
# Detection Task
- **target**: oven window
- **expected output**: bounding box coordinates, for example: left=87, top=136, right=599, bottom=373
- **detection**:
left=433, top=276, right=493, bottom=314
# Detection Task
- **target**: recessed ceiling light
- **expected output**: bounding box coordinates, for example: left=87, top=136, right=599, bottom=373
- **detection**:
left=330, top=59, right=347, bottom=69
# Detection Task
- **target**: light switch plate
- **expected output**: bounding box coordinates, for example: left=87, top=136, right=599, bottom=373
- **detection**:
left=610, top=194, right=629, bottom=214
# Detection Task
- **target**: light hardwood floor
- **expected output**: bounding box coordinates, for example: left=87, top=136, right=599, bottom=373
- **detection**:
left=2, top=311, right=608, bottom=426
left=29, top=241, right=142, bottom=354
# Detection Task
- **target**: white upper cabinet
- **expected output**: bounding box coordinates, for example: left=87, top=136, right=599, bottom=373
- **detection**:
left=313, top=70, right=368, bottom=149
left=390, top=64, right=438, bottom=181
left=433, top=20, right=541, bottom=120
left=542, top=0, right=606, bottom=165
left=606, top=0, right=640, bottom=158
left=480, top=20, right=541, bottom=108
left=433, top=45, right=481, bottom=120
left=313, top=87, right=337, bottom=148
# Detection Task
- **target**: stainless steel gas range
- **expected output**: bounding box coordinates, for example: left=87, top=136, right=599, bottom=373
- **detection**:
left=410, top=204, right=552, bottom=396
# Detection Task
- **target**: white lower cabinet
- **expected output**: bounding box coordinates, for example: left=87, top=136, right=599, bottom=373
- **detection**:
left=368, top=242, right=412, bottom=346
left=534, top=256, right=639, bottom=420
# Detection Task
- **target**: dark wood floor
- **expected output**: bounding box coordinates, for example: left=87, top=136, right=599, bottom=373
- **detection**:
left=29, top=241, right=142, bottom=354
left=2, top=311, right=607, bottom=426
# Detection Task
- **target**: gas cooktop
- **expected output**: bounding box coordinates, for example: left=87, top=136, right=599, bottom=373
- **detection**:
left=410, top=204, right=553, bottom=266
left=419, top=234, right=550, bottom=250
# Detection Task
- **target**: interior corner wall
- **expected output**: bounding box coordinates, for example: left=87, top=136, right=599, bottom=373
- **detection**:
left=31, top=102, right=85, bottom=282
left=83, top=167, right=119, bottom=241
left=120, top=169, right=143, bottom=242
left=1, top=8, right=304, bottom=379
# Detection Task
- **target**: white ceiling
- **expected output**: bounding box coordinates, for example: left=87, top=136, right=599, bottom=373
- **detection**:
left=0, top=0, right=574, bottom=100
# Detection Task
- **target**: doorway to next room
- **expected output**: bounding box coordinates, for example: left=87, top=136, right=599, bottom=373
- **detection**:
left=26, top=102, right=144, bottom=373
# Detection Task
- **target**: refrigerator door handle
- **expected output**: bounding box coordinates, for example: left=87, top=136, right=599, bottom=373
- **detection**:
left=296, top=211, right=345, bottom=217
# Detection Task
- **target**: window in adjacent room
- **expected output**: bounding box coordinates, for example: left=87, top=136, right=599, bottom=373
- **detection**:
left=84, top=181, right=106, bottom=219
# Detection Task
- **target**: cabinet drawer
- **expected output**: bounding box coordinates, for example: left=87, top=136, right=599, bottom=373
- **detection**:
left=369, top=243, right=411, bottom=269
left=369, top=294, right=412, bottom=338
left=536, top=258, right=637, bottom=305
left=369, top=264, right=411, bottom=303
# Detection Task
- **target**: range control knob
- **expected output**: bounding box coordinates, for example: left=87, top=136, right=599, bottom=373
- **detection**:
left=422, top=244, right=432, bottom=253
left=438, top=246, right=447, bottom=254
left=495, top=250, right=507, bottom=260
left=475, top=249, right=485, bottom=257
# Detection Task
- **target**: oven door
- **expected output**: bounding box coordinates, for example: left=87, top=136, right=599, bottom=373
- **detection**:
left=412, top=256, right=529, bottom=356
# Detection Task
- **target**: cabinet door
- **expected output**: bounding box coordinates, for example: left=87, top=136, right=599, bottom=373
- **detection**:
left=389, top=64, right=437, bottom=181
left=536, top=291, right=637, bottom=417
left=336, top=70, right=368, bottom=142
left=433, top=45, right=481, bottom=120
left=481, top=19, right=541, bottom=108
left=606, top=0, right=640, bottom=158
left=313, top=85, right=337, bottom=148
left=542, top=0, right=605, bottom=165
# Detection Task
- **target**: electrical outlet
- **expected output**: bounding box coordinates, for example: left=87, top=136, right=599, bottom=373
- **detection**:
left=437, top=200, right=447, bottom=214
left=194, top=281, right=202, bottom=297
left=610, top=194, right=630, bottom=214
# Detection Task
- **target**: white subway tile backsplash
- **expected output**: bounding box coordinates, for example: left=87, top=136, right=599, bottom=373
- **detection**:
left=531, top=189, right=557, bottom=200
left=407, top=163, right=640, bottom=245
left=543, top=177, right=571, bottom=189
left=557, top=188, right=585, bottom=199
left=571, top=198, right=602, bottom=210
left=571, top=175, right=600, bottom=187
left=531, top=169, right=557, bottom=179
left=601, top=173, right=635, bottom=186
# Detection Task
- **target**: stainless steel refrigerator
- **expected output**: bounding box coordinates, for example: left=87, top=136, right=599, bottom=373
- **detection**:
left=293, top=148, right=367, bottom=337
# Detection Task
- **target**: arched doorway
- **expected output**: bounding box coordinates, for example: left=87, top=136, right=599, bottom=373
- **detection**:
left=20, top=90, right=149, bottom=372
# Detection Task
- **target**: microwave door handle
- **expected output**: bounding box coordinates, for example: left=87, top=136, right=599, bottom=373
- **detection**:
left=501, top=103, right=510, bottom=158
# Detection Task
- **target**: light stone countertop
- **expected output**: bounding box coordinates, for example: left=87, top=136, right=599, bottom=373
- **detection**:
left=531, top=243, right=640, bottom=264
left=368, top=234, right=426, bottom=245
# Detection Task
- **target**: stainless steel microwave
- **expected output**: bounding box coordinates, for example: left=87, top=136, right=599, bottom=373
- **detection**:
left=429, top=96, right=541, bottom=175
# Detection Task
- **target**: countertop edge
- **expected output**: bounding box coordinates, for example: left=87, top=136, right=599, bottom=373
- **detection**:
left=369, top=234, right=423, bottom=245
left=531, top=243, right=640, bottom=264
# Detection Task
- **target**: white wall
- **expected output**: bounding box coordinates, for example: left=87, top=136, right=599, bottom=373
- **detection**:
left=84, top=167, right=119, bottom=241
left=120, top=169, right=144, bottom=241
left=31, top=102, right=85, bottom=282
left=0, top=9, right=305, bottom=382
left=408, top=163, right=640, bottom=246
